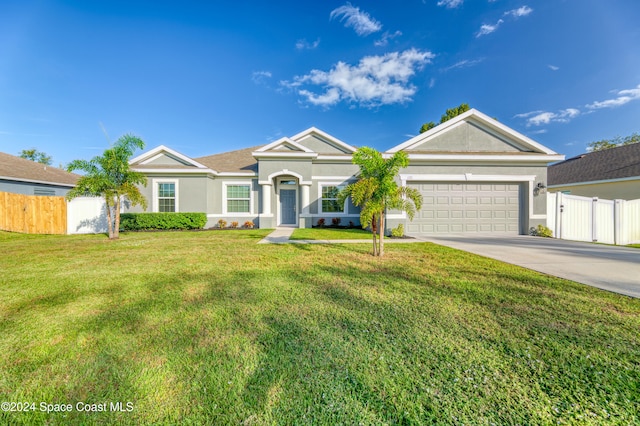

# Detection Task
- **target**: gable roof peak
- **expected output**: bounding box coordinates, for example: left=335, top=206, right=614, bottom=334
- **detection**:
left=129, top=145, right=209, bottom=168
left=290, top=126, right=357, bottom=153
left=254, top=137, right=315, bottom=153
left=387, top=108, right=559, bottom=156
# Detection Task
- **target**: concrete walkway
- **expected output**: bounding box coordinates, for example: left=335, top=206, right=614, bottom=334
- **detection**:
left=257, top=227, right=296, bottom=244
left=417, top=234, right=640, bottom=298
left=258, top=227, right=421, bottom=245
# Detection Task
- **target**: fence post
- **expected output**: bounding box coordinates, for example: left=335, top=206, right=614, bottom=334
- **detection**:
left=591, top=197, right=598, bottom=242
left=614, top=199, right=624, bottom=245
left=555, top=192, right=563, bottom=239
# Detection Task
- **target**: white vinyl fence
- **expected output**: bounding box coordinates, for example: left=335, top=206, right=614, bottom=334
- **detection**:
left=547, top=192, right=640, bottom=245
left=67, top=197, right=108, bottom=234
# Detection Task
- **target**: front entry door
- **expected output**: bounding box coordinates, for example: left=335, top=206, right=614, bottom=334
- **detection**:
left=280, top=189, right=297, bottom=225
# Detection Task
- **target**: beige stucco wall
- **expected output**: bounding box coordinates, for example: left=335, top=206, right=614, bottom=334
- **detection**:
left=549, top=179, right=640, bottom=201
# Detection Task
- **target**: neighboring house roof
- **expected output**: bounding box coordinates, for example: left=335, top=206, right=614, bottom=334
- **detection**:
left=0, top=152, right=79, bottom=187
left=548, top=143, right=640, bottom=185
left=196, top=145, right=264, bottom=174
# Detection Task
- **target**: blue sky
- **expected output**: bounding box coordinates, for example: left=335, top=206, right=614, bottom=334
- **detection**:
left=1, top=0, right=639, bottom=166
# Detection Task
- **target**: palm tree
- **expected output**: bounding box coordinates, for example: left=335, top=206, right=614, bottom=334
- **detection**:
left=340, top=147, right=422, bottom=257
left=66, top=134, right=147, bottom=239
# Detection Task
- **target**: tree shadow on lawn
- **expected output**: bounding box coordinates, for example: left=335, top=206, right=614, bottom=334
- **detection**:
left=5, top=242, right=640, bottom=424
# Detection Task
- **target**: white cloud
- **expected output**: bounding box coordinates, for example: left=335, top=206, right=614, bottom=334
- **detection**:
left=505, top=6, right=533, bottom=18
left=548, top=64, right=559, bottom=71
left=330, top=3, right=382, bottom=36
left=443, top=58, right=484, bottom=71
left=476, top=20, right=503, bottom=37
left=281, top=48, right=435, bottom=107
left=586, top=84, right=640, bottom=109
left=477, top=5, right=532, bottom=38
left=437, top=0, right=463, bottom=8
left=374, top=30, right=402, bottom=47
left=526, top=112, right=555, bottom=126
left=295, top=38, right=320, bottom=50
left=251, top=71, right=272, bottom=85
left=517, top=108, right=580, bottom=126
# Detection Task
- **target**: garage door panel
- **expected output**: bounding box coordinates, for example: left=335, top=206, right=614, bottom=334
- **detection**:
left=408, top=182, right=520, bottom=235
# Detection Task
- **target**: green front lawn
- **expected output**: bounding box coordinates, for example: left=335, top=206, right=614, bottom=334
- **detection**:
left=290, top=227, right=372, bottom=240
left=1, top=230, right=638, bottom=425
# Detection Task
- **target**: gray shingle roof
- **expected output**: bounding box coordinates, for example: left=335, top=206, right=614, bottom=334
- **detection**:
left=0, top=152, right=79, bottom=186
left=195, top=145, right=264, bottom=174
left=548, top=143, right=640, bottom=185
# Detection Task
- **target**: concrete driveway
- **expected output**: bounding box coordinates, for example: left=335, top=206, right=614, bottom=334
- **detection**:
left=415, top=234, right=640, bottom=298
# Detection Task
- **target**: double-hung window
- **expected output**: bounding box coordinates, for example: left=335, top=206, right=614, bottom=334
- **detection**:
left=321, top=185, right=344, bottom=213
left=226, top=184, right=251, bottom=213
left=158, top=182, right=176, bottom=212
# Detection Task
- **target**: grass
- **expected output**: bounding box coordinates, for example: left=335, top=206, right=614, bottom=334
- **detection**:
left=1, top=230, right=639, bottom=425
left=628, top=244, right=640, bottom=249
left=290, top=227, right=372, bottom=240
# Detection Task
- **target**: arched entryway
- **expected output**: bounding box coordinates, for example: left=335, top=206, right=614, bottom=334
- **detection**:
left=277, top=177, right=298, bottom=226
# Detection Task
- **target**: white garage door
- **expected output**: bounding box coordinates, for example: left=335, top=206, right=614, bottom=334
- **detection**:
left=407, top=182, right=521, bottom=234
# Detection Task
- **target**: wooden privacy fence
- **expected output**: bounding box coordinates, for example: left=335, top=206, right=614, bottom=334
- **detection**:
left=547, top=192, right=640, bottom=245
left=0, top=191, right=67, bottom=234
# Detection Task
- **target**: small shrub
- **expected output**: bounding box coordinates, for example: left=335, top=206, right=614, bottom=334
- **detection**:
left=230, top=221, right=239, bottom=229
left=317, top=218, right=326, bottom=228
left=243, top=221, right=254, bottom=229
left=349, top=221, right=355, bottom=228
left=217, top=219, right=227, bottom=229
left=391, top=224, right=405, bottom=238
left=119, top=212, right=207, bottom=231
left=535, top=224, right=553, bottom=238
left=331, top=217, right=341, bottom=226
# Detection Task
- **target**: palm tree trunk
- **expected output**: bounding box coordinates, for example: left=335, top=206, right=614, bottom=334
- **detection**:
left=378, top=212, right=385, bottom=257
left=113, top=196, right=121, bottom=239
left=105, top=197, right=114, bottom=239
left=371, top=214, right=378, bottom=256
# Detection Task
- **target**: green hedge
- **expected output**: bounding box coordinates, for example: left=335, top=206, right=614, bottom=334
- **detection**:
left=120, top=213, right=207, bottom=231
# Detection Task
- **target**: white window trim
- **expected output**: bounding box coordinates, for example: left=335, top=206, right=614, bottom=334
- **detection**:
left=318, top=182, right=349, bottom=215
left=222, top=181, right=254, bottom=216
left=152, top=179, right=179, bottom=213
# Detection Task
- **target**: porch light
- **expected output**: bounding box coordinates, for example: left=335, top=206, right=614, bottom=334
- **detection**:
left=534, top=182, right=546, bottom=196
